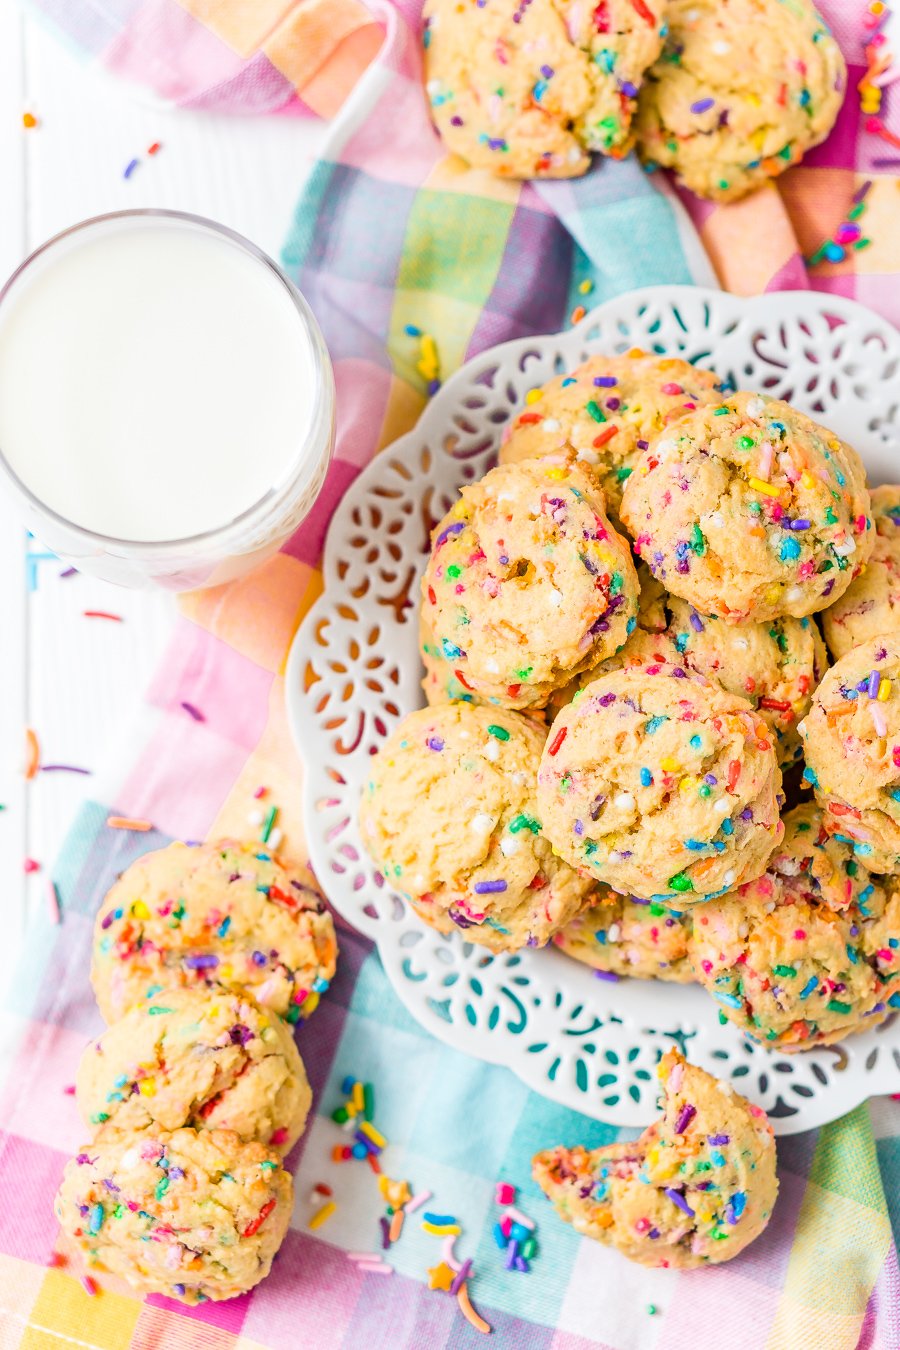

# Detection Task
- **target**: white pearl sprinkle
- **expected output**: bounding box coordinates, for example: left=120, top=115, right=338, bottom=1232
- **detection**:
left=614, top=791, right=635, bottom=812
left=607, top=923, right=621, bottom=943
left=500, top=834, right=521, bottom=856
left=472, top=812, right=494, bottom=834
left=484, top=739, right=500, bottom=762
left=542, top=418, right=561, bottom=432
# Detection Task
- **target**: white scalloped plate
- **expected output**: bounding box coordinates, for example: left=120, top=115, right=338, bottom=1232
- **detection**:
left=287, top=285, right=900, bottom=1134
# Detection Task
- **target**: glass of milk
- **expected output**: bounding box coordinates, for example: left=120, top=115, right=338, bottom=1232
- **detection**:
left=0, top=210, right=335, bottom=590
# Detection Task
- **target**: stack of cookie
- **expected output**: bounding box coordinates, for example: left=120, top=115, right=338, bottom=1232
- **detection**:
left=422, top=0, right=846, bottom=202
left=54, top=841, right=338, bottom=1304
left=360, top=344, right=900, bottom=1054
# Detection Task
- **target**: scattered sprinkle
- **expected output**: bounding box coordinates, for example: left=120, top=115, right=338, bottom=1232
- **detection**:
left=806, top=180, right=874, bottom=268
left=308, top=1200, right=337, bottom=1230
left=123, top=158, right=140, bottom=180
left=80, top=1275, right=98, bottom=1297
left=457, top=1283, right=491, bottom=1335
left=180, top=701, right=205, bottom=722
left=106, top=816, right=153, bottom=832
left=23, top=727, right=41, bottom=779
left=47, top=880, right=62, bottom=925
left=356, top=1260, right=393, bottom=1275
left=83, top=610, right=124, bottom=622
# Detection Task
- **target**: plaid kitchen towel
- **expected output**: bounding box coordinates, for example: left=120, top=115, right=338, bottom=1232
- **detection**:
left=4, top=1, right=900, bottom=1347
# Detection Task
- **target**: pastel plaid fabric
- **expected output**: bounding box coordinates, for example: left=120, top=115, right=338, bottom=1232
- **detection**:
left=4, top=2, right=900, bottom=1347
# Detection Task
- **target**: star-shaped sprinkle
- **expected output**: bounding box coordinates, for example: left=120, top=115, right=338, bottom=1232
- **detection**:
left=427, top=1261, right=455, bottom=1291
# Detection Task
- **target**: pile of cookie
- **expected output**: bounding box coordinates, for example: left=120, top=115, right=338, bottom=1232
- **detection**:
left=422, top=0, right=845, bottom=201
left=54, top=841, right=338, bottom=1304
left=360, top=347, right=900, bottom=1060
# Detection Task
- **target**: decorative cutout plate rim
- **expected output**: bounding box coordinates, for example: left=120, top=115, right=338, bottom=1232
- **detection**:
left=288, top=284, right=900, bottom=1135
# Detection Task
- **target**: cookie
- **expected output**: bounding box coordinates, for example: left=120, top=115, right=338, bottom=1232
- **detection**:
left=420, top=603, right=478, bottom=708
left=690, top=804, right=898, bottom=1048
left=822, top=485, right=900, bottom=659
left=666, top=598, right=827, bottom=767
left=359, top=702, right=594, bottom=950
left=422, top=459, right=640, bottom=710
left=91, top=841, right=338, bottom=1025
left=533, top=1049, right=777, bottom=1267
left=621, top=392, right=873, bottom=623
left=537, top=665, right=784, bottom=903
left=799, top=636, right=900, bottom=873
left=423, top=0, right=667, bottom=179
left=76, top=988, right=311, bottom=1154
left=498, top=352, right=722, bottom=520
left=425, top=559, right=669, bottom=714
left=554, top=887, right=693, bottom=981
left=55, top=1127, right=292, bottom=1304
left=635, top=0, right=846, bottom=202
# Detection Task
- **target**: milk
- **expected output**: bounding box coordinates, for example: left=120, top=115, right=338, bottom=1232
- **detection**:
left=0, top=216, right=319, bottom=544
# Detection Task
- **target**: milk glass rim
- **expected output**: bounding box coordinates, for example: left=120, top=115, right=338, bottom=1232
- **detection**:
left=0, top=208, right=334, bottom=554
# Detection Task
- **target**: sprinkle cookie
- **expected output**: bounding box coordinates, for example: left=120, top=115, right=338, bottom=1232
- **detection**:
left=423, top=0, right=667, bottom=178
left=499, top=352, right=722, bottom=521
left=91, top=841, right=338, bottom=1025
left=665, top=598, right=827, bottom=767
left=55, top=1127, right=292, bottom=1304
left=76, top=988, right=311, bottom=1154
left=555, top=887, right=693, bottom=981
left=537, top=666, right=783, bottom=903
left=359, top=702, right=594, bottom=950
left=635, top=0, right=846, bottom=201
left=690, top=804, right=898, bottom=1048
left=822, top=484, right=900, bottom=658
left=533, top=1049, right=777, bottom=1267
left=621, top=393, right=872, bottom=623
left=422, top=459, right=639, bottom=710
left=799, top=635, right=900, bottom=873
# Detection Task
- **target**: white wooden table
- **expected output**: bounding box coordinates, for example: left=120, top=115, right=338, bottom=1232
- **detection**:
left=0, top=0, right=324, bottom=988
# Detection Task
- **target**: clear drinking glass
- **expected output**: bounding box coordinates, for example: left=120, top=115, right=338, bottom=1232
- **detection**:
left=0, top=210, right=335, bottom=591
